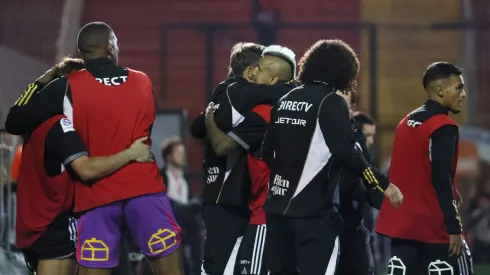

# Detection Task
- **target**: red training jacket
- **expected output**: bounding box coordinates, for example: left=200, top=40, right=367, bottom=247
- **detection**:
left=16, top=115, right=75, bottom=248
left=67, top=69, right=164, bottom=212
left=248, top=105, right=271, bottom=225
left=376, top=114, right=459, bottom=244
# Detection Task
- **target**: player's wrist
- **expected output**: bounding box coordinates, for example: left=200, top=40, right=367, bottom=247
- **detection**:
left=124, top=147, right=138, bottom=161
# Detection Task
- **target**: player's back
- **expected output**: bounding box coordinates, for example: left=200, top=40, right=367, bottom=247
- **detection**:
left=67, top=68, right=164, bottom=212
left=16, top=115, right=74, bottom=248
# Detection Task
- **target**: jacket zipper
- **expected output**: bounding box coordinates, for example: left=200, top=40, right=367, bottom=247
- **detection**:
left=216, top=181, right=225, bottom=203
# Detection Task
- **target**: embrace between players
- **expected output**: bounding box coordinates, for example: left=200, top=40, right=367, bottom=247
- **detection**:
left=193, top=40, right=472, bottom=275
left=5, top=20, right=472, bottom=275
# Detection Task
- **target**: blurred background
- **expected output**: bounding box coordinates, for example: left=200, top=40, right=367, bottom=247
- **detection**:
left=1, top=0, right=489, bottom=274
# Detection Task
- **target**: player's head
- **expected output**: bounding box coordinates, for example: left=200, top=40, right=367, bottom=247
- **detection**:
left=253, top=45, right=296, bottom=85
left=54, top=57, right=85, bottom=77
left=229, top=42, right=265, bottom=81
left=161, top=136, right=186, bottom=168
left=422, top=62, right=465, bottom=114
left=354, top=112, right=376, bottom=149
left=77, top=22, right=119, bottom=64
left=298, top=39, right=360, bottom=95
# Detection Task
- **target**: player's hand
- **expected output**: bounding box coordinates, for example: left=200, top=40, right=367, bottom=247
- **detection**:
left=205, top=102, right=215, bottom=123
left=455, top=188, right=463, bottom=209
left=449, top=234, right=464, bottom=257
left=129, top=137, right=154, bottom=163
left=384, top=183, right=404, bottom=208
left=36, top=67, right=58, bottom=85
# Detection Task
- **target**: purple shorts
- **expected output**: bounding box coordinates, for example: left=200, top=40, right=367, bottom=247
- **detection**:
left=76, top=192, right=181, bottom=268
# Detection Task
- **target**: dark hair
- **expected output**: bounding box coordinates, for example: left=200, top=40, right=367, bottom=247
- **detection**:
left=350, top=91, right=357, bottom=105
left=54, top=57, right=85, bottom=77
left=422, top=62, right=463, bottom=90
left=354, top=112, right=375, bottom=129
left=77, top=22, right=113, bottom=54
left=297, top=39, right=360, bottom=92
left=229, top=42, right=264, bottom=76
left=161, top=136, right=183, bottom=162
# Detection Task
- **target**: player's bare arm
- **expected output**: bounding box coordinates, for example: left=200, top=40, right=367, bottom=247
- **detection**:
left=204, top=102, right=239, bottom=156
left=71, top=137, right=153, bottom=182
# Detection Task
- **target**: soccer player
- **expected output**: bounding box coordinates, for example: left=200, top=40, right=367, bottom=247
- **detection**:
left=376, top=62, right=473, bottom=275
left=204, top=45, right=296, bottom=275
left=191, top=43, right=295, bottom=275
left=336, top=106, right=381, bottom=275
left=15, top=60, right=154, bottom=275
left=261, top=39, right=403, bottom=275
left=5, top=22, right=183, bottom=275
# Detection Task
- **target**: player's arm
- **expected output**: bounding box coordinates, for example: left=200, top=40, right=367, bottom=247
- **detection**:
left=47, top=118, right=153, bottom=182
left=5, top=75, right=67, bottom=135
left=190, top=112, right=206, bottom=139
left=228, top=105, right=271, bottom=153
left=430, top=125, right=462, bottom=235
left=319, top=94, right=390, bottom=192
left=232, top=83, right=289, bottom=108
left=204, top=104, right=239, bottom=156
left=205, top=104, right=270, bottom=156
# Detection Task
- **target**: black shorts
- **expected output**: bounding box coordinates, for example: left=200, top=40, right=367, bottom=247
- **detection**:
left=264, top=212, right=343, bottom=275
left=23, top=213, right=77, bottom=275
left=389, top=238, right=473, bottom=275
left=201, top=203, right=249, bottom=275
left=234, top=224, right=267, bottom=275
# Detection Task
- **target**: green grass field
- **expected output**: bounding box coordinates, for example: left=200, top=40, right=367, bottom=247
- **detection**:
left=475, top=264, right=490, bottom=275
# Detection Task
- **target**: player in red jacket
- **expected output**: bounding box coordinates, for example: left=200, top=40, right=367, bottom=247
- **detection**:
left=13, top=58, right=154, bottom=275
left=376, top=62, right=473, bottom=275
left=6, top=22, right=183, bottom=275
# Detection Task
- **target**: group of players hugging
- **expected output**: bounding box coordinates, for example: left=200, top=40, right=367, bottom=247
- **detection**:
left=5, top=21, right=473, bottom=275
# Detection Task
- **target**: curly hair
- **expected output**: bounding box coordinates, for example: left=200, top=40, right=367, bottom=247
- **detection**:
left=297, top=39, right=360, bottom=92
left=229, top=42, right=265, bottom=76
left=54, top=57, right=85, bottom=77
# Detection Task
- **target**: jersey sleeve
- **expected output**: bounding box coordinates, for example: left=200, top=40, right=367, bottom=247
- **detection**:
left=228, top=105, right=271, bottom=152
left=430, top=125, right=462, bottom=234
left=45, top=117, right=88, bottom=169
left=230, top=83, right=288, bottom=110
left=318, top=94, right=389, bottom=191
left=190, top=112, right=207, bottom=139
left=5, top=77, right=67, bottom=135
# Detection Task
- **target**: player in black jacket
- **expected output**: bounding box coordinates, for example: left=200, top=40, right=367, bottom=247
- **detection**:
left=191, top=43, right=295, bottom=275
left=261, top=39, right=404, bottom=275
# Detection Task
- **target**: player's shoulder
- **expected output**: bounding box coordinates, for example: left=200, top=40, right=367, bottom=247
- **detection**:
left=126, top=68, right=151, bottom=81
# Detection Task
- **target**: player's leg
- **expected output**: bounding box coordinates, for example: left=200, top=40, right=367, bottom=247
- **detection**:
left=264, top=214, right=297, bottom=275
left=123, top=192, right=183, bottom=275
left=337, top=229, right=372, bottom=275
left=24, top=213, right=77, bottom=275
left=422, top=240, right=473, bottom=275
left=77, top=201, right=125, bottom=275
left=389, top=238, right=421, bottom=275
left=234, top=224, right=267, bottom=275
left=201, top=203, right=249, bottom=275
left=290, top=212, right=342, bottom=275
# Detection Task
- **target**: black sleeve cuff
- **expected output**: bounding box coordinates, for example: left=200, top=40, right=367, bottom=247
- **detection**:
left=64, top=151, right=88, bottom=166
